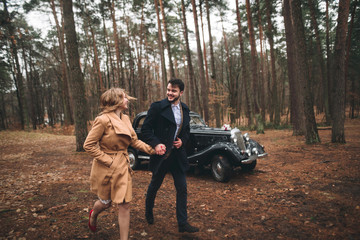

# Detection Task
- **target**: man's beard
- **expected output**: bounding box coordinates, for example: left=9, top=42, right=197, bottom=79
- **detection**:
left=168, top=95, right=180, bottom=103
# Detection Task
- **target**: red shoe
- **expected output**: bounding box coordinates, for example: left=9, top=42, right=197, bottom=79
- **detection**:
left=88, top=209, right=97, bottom=232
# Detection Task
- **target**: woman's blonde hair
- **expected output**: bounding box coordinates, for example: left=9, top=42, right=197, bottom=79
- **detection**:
left=99, top=88, right=136, bottom=114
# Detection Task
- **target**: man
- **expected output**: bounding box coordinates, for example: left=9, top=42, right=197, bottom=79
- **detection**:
left=141, top=78, right=199, bottom=233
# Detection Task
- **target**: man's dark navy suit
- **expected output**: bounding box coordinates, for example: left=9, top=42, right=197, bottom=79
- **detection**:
left=141, top=98, right=190, bottom=226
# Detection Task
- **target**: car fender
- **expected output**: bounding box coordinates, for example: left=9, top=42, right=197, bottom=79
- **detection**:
left=188, top=141, right=248, bottom=166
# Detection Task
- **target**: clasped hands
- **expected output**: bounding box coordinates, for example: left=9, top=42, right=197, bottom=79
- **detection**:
left=155, top=138, right=182, bottom=155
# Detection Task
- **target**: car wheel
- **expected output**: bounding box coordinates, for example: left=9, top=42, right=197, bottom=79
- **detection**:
left=211, top=155, right=233, bottom=182
left=241, top=160, right=257, bottom=172
left=128, top=149, right=140, bottom=170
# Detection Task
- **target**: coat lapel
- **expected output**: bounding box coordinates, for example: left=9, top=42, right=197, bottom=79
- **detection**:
left=106, top=112, right=132, bottom=137
left=160, top=99, right=176, bottom=124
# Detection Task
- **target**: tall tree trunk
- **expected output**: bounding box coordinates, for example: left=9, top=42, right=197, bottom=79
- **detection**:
left=283, top=0, right=305, bottom=135
left=137, top=2, right=146, bottom=111
left=236, top=0, right=252, bottom=127
left=308, top=0, right=330, bottom=125
left=90, top=24, right=104, bottom=92
left=50, top=0, right=73, bottom=126
left=265, top=0, right=280, bottom=126
left=124, top=15, right=135, bottom=115
left=346, top=0, right=357, bottom=119
left=205, top=0, right=220, bottom=127
left=245, top=0, right=260, bottom=128
left=100, top=3, right=113, bottom=88
left=20, top=35, right=37, bottom=129
left=290, top=0, right=320, bottom=144
left=63, top=0, right=88, bottom=151
left=221, top=16, right=236, bottom=124
left=325, top=0, right=332, bottom=119
left=159, top=0, right=175, bottom=78
left=2, top=0, right=27, bottom=129
left=180, top=0, right=196, bottom=111
left=256, top=0, right=266, bottom=122
left=191, top=0, right=209, bottom=122
left=154, top=0, right=167, bottom=93
left=110, top=0, right=125, bottom=88
left=331, top=0, right=350, bottom=143
left=199, top=1, right=210, bottom=90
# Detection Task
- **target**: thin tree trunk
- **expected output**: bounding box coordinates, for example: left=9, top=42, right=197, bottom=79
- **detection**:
left=154, top=0, right=167, bottom=93
left=245, top=0, right=260, bottom=128
left=20, top=35, right=37, bottom=129
left=283, top=0, right=305, bottom=135
left=205, top=0, right=220, bottom=127
left=236, top=0, right=252, bottom=127
left=191, top=0, right=209, bottom=122
left=180, top=0, right=196, bottom=111
left=256, top=0, right=266, bottom=122
left=50, top=0, right=73, bottom=126
left=326, top=0, right=332, bottom=119
left=346, top=0, right=357, bottom=119
left=221, top=15, right=236, bottom=124
left=159, top=0, right=175, bottom=78
left=331, top=0, right=350, bottom=143
left=265, top=0, right=280, bottom=126
left=110, top=0, right=124, bottom=88
left=63, top=0, right=88, bottom=151
left=308, top=0, right=330, bottom=125
left=138, top=2, right=146, bottom=110
left=199, top=1, right=210, bottom=89
left=2, top=0, right=27, bottom=129
left=100, top=3, right=112, bottom=88
left=290, top=0, right=320, bottom=144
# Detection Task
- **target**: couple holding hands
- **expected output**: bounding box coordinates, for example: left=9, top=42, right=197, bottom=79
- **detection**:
left=83, top=79, right=199, bottom=239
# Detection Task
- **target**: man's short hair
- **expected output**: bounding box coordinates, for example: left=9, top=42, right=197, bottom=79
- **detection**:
left=168, top=78, right=185, bottom=92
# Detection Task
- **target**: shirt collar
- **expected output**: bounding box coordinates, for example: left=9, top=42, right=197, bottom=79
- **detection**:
left=171, top=102, right=180, bottom=109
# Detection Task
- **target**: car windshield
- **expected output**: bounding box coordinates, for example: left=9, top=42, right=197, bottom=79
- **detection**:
left=190, top=115, right=206, bottom=127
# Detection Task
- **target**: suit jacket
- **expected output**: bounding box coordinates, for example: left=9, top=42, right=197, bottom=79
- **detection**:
left=141, top=98, right=190, bottom=174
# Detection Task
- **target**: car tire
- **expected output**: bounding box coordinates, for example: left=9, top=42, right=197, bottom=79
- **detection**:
left=128, top=149, right=140, bottom=170
left=241, top=160, right=257, bottom=172
left=211, top=155, right=233, bottom=182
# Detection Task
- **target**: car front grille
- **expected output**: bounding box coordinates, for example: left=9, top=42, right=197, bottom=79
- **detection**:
left=232, top=129, right=246, bottom=151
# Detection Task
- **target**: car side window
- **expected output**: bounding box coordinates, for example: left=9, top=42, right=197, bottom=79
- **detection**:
left=136, top=117, right=145, bottom=130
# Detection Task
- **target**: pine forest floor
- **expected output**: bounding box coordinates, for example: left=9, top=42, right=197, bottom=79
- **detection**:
left=0, top=118, right=360, bottom=240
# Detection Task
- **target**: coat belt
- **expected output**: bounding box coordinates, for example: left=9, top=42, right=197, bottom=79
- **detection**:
left=102, top=149, right=133, bottom=175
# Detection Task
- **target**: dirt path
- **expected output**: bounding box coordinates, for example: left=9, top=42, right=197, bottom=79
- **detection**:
left=1, top=119, right=359, bottom=239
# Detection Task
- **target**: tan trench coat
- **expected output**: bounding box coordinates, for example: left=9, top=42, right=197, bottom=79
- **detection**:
left=83, top=112, right=155, bottom=204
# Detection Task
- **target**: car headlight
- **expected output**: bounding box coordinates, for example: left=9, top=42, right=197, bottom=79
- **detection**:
left=230, top=130, right=237, bottom=143
left=243, top=133, right=250, bottom=142
left=252, top=148, right=258, bottom=155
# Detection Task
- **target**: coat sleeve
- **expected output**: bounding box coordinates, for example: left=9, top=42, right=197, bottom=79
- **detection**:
left=141, top=102, right=162, bottom=148
left=130, top=129, right=156, bottom=155
left=123, top=115, right=155, bottom=155
left=83, top=117, right=114, bottom=167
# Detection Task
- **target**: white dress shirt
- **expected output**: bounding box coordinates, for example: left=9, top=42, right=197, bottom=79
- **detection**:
left=171, top=102, right=181, bottom=140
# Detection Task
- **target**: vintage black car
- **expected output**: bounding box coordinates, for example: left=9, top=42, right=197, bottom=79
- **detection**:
left=128, top=111, right=267, bottom=182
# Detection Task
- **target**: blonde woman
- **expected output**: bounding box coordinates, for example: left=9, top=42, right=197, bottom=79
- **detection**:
left=83, top=88, right=165, bottom=239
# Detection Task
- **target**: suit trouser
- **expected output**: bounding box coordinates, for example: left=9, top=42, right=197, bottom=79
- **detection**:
left=145, top=152, right=188, bottom=226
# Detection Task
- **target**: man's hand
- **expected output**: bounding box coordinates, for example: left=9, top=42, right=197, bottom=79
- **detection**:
left=155, top=144, right=166, bottom=155
left=173, top=137, right=182, bottom=149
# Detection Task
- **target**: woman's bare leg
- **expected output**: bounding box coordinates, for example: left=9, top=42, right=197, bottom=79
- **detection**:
left=118, top=202, right=130, bottom=240
left=90, top=200, right=111, bottom=227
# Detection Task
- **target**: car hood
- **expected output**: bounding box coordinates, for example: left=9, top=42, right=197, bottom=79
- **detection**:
left=190, top=126, right=232, bottom=135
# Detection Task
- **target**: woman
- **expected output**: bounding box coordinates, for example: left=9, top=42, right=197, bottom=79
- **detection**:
left=83, top=88, right=165, bottom=239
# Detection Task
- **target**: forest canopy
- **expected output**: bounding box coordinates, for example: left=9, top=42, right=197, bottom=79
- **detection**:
left=0, top=0, right=358, bottom=148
